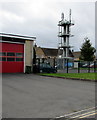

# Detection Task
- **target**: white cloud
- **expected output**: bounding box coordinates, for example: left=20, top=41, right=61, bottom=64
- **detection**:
left=0, top=10, right=25, bottom=23
left=0, top=1, right=95, bottom=51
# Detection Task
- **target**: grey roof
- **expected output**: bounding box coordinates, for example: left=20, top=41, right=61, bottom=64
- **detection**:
left=42, top=48, right=58, bottom=57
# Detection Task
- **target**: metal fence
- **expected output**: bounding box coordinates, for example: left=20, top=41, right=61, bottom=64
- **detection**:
left=33, top=58, right=97, bottom=74
left=57, top=58, right=97, bottom=73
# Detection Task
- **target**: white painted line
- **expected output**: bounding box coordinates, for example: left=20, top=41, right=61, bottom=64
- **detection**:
left=79, top=112, right=97, bottom=118
left=55, top=106, right=97, bottom=119
left=65, top=106, right=97, bottom=117
left=72, top=110, right=97, bottom=118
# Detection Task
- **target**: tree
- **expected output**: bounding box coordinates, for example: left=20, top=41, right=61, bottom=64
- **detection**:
left=80, top=37, right=96, bottom=61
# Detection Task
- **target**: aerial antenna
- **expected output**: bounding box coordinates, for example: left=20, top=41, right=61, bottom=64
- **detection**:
left=61, top=12, right=64, bottom=21
left=69, top=9, right=71, bottom=23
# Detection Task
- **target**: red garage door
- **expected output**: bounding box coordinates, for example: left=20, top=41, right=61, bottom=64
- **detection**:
left=0, top=42, right=24, bottom=73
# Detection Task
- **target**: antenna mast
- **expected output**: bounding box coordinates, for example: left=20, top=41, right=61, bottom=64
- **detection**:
left=69, top=9, right=71, bottom=23
left=58, top=9, right=74, bottom=69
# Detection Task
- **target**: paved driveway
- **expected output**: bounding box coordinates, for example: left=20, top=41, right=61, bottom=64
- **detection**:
left=2, top=74, right=95, bottom=118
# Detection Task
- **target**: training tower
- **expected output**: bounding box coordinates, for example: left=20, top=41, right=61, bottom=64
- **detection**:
left=58, top=9, right=74, bottom=69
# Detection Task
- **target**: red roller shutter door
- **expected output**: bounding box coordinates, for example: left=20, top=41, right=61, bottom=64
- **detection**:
left=0, top=42, right=24, bottom=73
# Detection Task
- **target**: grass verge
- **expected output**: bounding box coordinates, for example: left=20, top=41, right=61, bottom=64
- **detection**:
left=39, top=73, right=96, bottom=81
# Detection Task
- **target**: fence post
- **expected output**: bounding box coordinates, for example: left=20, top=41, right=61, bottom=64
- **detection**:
left=38, top=58, right=40, bottom=73
left=88, top=61, right=90, bottom=73
left=94, top=61, right=96, bottom=73
left=78, top=61, right=80, bottom=73
left=67, top=59, right=68, bottom=73
left=53, top=58, right=55, bottom=68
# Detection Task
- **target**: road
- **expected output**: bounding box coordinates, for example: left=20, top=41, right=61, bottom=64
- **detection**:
left=2, top=73, right=95, bottom=118
left=52, top=106, right=97, bottom=119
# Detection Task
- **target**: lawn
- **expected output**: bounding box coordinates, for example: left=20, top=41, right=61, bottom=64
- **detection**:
left=39, top=73, right=96, bottom=81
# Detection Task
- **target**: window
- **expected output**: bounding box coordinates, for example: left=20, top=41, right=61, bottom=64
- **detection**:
left=7, top=58, right=15, bottom=61
left=2, top=57, right=6, bottom=61
left=0, top=57, right=6, bottom=61
left=16, top=53, right=23, bottom=57
left=0, top=53, right=2, bottom=56
left=0, top=52, right=24, bottom=61
left=0, top=52, right=6, bottom=56
left=16, top=58, right=23, bottom=61
left=7, top=52, right=15, bottom=56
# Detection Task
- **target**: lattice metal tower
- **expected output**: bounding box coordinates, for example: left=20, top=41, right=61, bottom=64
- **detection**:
left=58, top=9, right=74, bottom=69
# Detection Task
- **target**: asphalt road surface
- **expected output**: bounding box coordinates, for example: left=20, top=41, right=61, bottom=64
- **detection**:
left=51, top=106, right=97, bottom=120
left=2, top=74, right=95, bottom=118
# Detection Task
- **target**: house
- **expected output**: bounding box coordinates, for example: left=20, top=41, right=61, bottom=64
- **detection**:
left=35, top=46, right=74, bottom=67
left=72, top=51, right=81, bottom=61
left=35, top=46, right=58, bottom=58
left=35, top=46, right=58, bottom=67
left=0, top=33, right=36, bottom=73
left=73, top=51, right=97, bottom=61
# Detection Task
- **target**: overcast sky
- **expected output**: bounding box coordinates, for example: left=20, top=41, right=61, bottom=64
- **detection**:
left=0, top=0, right=95, bottom=51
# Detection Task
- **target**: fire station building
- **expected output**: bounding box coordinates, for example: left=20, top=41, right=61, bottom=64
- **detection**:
left=0, top=33, right=36, bottom=73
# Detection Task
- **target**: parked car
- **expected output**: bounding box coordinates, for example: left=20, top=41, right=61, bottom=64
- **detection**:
left=82, top=63, right=91, bottom=68
left=82, top=62, right=97, bottom=68
left=40, top=63, right=57, bottom=73
left=89, top=63, right=97, bottom=68
left=82, top=63, right=88, bottom=68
